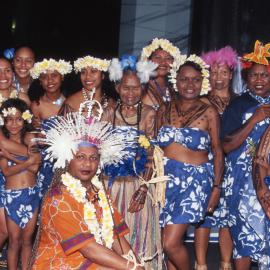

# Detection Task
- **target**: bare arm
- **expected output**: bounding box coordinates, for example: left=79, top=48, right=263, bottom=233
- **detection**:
left=0, top=130, right=27, bottom=156
left=223, top=105, right=270, bottom=153
left=0, top=154, right=39, bottom=177
left=206, top=107, right=224, bottom=213
left=80, top=236, right=143, bottom=270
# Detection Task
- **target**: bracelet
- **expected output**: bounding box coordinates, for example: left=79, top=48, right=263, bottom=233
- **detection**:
left=212, top=184, right=222, bottom=190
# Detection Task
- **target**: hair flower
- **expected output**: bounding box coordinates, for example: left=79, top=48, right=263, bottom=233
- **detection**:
left=22, top=110, right=33, bottom=123
left=3, top=48, right=15, bottom=60
left=120, top=55, right=137, bottom=71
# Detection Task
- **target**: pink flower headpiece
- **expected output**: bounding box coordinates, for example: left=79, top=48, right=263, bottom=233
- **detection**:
left=201, top=46, right=238, bottom=70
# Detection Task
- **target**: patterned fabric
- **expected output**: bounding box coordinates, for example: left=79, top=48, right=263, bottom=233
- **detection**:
left=104, top=126, right=147, bottom=187
left=37, top=118, right=56, bottom=197
left=32, top=185, right=128, bottom=270
left=157, top=126, right=214, bottom=226
left=157, top=126, right=210, bottom=151
left=101, top=104, right=162, bottom=270
left=3, top=185, right=40, bottom=228
left=0, top=172, right=5, bottom=208
left=160, top=157, right=214, bottom=226
left=224, top=103, right=270, bottom=261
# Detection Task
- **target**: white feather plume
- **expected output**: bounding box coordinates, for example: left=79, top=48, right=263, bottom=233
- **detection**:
left=136, top=60, right=158, bottom=84
left=36, top=113, right=131, bottom=169
left=108, top=58, right=123, bottom=82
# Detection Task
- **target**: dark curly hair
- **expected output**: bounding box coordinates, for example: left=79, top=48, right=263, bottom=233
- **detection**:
left=178, top=61, right=203, bottom=74
left=0, top=98, right=34, bottom=144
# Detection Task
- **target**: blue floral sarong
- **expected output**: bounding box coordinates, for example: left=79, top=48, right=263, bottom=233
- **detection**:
left=157, top=126, right=214, bottom=226
left=3, top=185, right=40, bottom=228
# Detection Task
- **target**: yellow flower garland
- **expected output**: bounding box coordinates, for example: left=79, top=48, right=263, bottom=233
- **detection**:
left=61, top=172, right=114, bottom=248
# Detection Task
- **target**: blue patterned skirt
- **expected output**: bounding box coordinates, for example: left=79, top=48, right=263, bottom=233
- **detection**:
left=160, top=158, right=214, bottom=227
left=3, top=185, right=40, bottom=228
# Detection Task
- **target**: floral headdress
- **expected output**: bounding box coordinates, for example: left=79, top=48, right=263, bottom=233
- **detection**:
left=241, top=40, right=270, bottom=70
left=201, top=46, right=238, bottom=70
left=74, top=56, right=111, bottom=73
left=36, top=112, right=130, bottom=169
left=0, top=107, right=32, bottom=126
left=169, top=54, right=211, bottom=95
left=30, top=58, right=72, bottom=79
left=108, top=54, right=157, bottom=84
left=140, top=38, right=181, bottom=61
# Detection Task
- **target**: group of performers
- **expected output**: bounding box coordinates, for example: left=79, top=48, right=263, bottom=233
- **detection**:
left=0, top=38, right=269, bottom=270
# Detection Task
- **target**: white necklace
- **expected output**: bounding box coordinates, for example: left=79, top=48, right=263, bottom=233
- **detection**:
left=61, top=172, right=114, bottom=248
left=82, top=87, right=96, bottom=101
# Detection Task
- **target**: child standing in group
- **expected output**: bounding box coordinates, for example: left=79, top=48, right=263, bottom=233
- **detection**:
left=0, top=98, right=41, bottom=270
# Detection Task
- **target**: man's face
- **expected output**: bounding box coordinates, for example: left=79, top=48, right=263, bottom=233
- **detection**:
left=69, top=146, right=100, bottom=182
left=248, top=63, right=270, bottom=97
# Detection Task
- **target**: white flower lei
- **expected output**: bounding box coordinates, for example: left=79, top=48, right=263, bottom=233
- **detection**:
left=30, top=58, right=72, bottom=79
left=74, top=56, right=111, bottom=73
left=61, top=172, right=114, bottom=248
left=140, top=38, right=181, bottom=61
left=168, top=54, right=211, bottom=95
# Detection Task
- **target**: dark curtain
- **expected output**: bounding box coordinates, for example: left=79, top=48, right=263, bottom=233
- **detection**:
left=190, top=0, right=270, bottom=55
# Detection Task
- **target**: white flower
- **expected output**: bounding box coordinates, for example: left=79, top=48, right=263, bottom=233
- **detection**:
left=169, top=54, right=211, bottom=95
left=61, top=172, right=114, bottom=249
left=140, top=38, right=181, bottom=61
left=74, top=56, right=111, bottom=73
left=30, top=58, right=72, bottom=79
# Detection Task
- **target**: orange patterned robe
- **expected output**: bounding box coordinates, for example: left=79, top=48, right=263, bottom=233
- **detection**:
left=32, top=184, right=128, bottom=270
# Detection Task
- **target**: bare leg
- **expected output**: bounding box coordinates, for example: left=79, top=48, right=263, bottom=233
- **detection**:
left=6, top=214, right=22, bottom=270
left=219, top=228, right=232, bottom=269
left=194, top=227, right=210, bottom=267
left=21, top=209, right=38, bottom=270
left=163, top=224, right=190, bottom=270
left=234, top=257, right=251, bottom=270
left=0, top=208, right=8, bottom=249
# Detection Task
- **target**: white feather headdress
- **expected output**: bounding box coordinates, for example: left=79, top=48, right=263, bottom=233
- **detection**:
left=108, top=57, right=157, bottom=84
left=36, top=113, right=130, bottom=169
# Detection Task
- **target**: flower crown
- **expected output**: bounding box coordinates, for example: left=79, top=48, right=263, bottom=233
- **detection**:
left=169, top=54, right=211, bottom=95
left=108, top=54, right=157, bottom=84
left=201, top=46, right=238, bottom=70
left=74, top=56, right=111, bottom=73
left=242, top=40, right=270, bottom=69
left=30, top=58, right=72, bottom=79
left=0, top=107, right=33, bottom=126
left=140, top=38, right=181, bottom=61
left=35, top=112, right=131, bottom=169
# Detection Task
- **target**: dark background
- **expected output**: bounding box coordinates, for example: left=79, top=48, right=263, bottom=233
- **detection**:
left=0, top=0, right=122, bottom=61
left=1, top=0, right=270, bottom=62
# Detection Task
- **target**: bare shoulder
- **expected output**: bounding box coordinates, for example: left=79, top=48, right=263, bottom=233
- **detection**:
left=24, top=132, right=35, bottom=145
left=65, top=91, right=83, bottom=108
left=142, top=103, right=156, bottom=117
left=18, top=93, right=31, bottom=106
left=200, top=96, right=211, bottom=105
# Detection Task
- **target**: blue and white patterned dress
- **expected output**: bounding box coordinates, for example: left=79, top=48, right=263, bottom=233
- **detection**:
left=157, top=126, right=214, bottom=226
left=224, top=103, right=270, bottom=262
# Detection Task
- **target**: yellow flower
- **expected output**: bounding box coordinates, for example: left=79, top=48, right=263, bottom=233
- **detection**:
left=138, top=135, right=150, bottom=149
left=22, top=110, right=32, bottom=123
